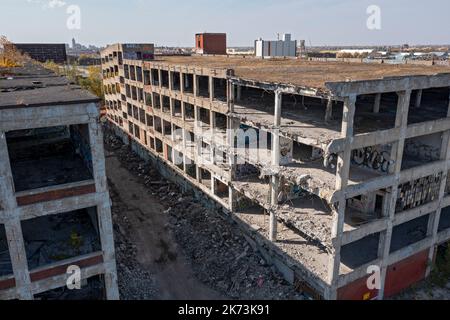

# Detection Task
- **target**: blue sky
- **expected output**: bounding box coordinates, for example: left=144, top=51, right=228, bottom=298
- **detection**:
left=1, top=0, right=449, bottom=47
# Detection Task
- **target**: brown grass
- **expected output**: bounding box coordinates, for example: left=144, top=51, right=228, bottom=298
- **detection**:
left=0, top=35, right=31, bottom=68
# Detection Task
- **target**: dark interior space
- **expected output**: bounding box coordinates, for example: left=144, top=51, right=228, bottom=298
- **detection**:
left=123, top=65, right=130, bottom=79
left=136, top=66, right=142, bottom=83
left=402, top=133, right=442, bottom=170
left=439, top=206, right=450, bottom=233
left=172, top=99, right=182, bottom=117
left=293, top=141, right=314, bottom=162
left=235, top=162, right=261, bottom=181
left=345, top=192, right=385, bottom=227
left=354, top=93, right=398, bottom=134
left=155, top=138, right=163, bottom=154
left=390, top=214, right=429, bottom=253
left=21, top=208, right=101, bottom=270
left=185, top=158, right=197, bottom=179
left=129, top=65, right=136, bottom=81
left=340, top=233, right=380, bottom=269
left=214, top=178, right=229, bottom=200
left=163, top=120, right=172, bottom=138
left=213, top=78, right=227, bottom=102
left=167, top=145, right=173, bottom=163
left=153, top=93, right=161, bottom=109
left=215, top=112, right=227, bottom=131
left=143, top=70, right=151, bottom=85
left=185, top=103, right=195, bottom=120
left=408, top=87, right=450, bottom=125
left=283, top=94, right=343, bottom=127
left=236, top=86, right=275, bottom=110
left=151, top=69, right=159, bottom=86
left=145, top=92, right=152, bottom=107
left=183, top=74, right=194, bottom=94
left=172, top=72, right=181, bottom=91
left=162, top=95, right=170, bottom=113
left=235, top=192, right=266, bottom=215
left=199, top=107, right=211, bottom=127
left=154, top=116, right=162, bottom=133
left=161, top=70, right=169, bottom=88
left=6, top=125, right=93, bottom=193
left=200, top=168, right=212, bottom=188
left=0, top=224, right=12, bottom=277
left=198, top=75, right=210, bottom=98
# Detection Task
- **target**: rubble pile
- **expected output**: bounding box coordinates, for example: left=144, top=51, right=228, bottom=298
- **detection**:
left=104, top=129, right=303, bottom=300
left=109, top=184, right=158, bottom=300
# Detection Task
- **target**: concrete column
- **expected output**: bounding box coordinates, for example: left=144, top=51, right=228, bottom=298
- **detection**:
left=328, top=94, right=356, bottom=299
left=168, top=70, right=174, bottom=91
left=0, top=131, right=33, bottom=300
left=169, top=98, right=174, bottom=119
left=274, top=91, right=282, bottom=128
left=4, top=218, right=33, bottom=300
left=158, top=69, right=162, bottom=88
left=88, top=119, right=119, bottom=300
left=97, top=203, right=120, bottom=300
left=209, top=76, right=215, bottom=102
left=378, top=90, right=411, bottom=300
left=185, top=74, right=190, bottom=89
left=194, top=106, right=199, bottom=129
left=415, top=89, right=423, bottom=108
left=211, top=176, right=215, bottom=195
left=236, top=86, right=242, bottom=102
left=229, top=82, right=235, bottom=113
left=182, top=154, right=187, bottom=172
left=269, top=91, right=283, bottom=242
left=149, top=68, right=155, bottom=87
left=180, top=72, right=185, bottom=94
left=194, top=74, right=199, bottom=97
left=181, top=101, right=186, bottom=121
left=325, top=98, right=333, bottom=122
left=374, top=93, right=382, bottom=114
left=88, top=118, right=108, bottom=193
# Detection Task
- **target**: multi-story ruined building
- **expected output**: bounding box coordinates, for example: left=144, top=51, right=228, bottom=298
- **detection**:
left=0, top=63, right=119, bottom=300
left=102, top=43, right=450, bottom=300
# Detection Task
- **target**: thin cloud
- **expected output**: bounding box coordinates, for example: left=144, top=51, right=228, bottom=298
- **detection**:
left=27, top=0, right=67, bottom=9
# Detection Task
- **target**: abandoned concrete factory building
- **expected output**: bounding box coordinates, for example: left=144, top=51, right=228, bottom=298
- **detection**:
left=0, top=64, right=119, bottom=299
left=102, top=43, right=450, bottom=300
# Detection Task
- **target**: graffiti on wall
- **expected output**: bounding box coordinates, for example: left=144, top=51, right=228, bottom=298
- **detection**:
left=396, top=173, right=442, bottom=213
left=351, top=146, right=394, bottom=173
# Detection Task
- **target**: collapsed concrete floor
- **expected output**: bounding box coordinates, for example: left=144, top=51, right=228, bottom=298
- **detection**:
left=104, top=129, right=450, bottom=300
left=105, top=132, right=303, bottom=300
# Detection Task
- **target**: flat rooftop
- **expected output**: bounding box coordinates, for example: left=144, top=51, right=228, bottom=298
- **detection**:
left=152, top=56, right=450, bottom=90
left=0, top=63, right=99, bottom=109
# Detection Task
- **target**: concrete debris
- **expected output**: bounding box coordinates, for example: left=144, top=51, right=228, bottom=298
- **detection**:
left=109, top=185, right=158, bottom=300
left=104, top=131, right=305, bottom=300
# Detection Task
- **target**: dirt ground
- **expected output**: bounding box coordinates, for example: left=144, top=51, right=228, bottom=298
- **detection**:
left=106, top=151, right=223, bottom=300
left=392, top=280, right=450, bottom=300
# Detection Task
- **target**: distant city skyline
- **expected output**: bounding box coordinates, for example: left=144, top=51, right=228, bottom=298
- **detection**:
left=1, top=0, right=450, bottom=47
